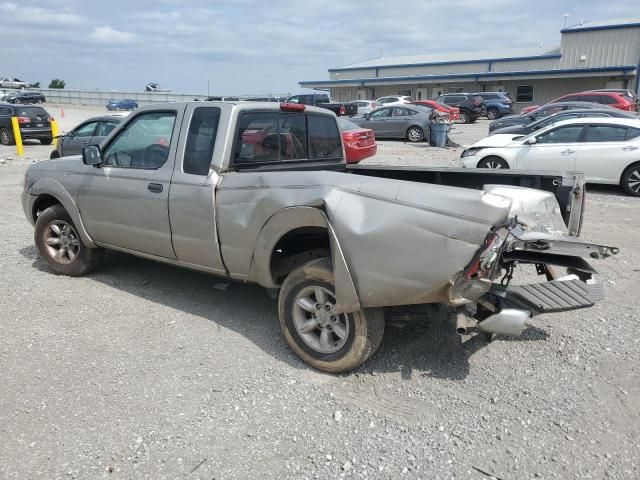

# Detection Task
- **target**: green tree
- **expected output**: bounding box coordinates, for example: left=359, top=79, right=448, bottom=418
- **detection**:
left=28, top=82, right=40, bottom=88
left=48, top=79, right=66, bottom=89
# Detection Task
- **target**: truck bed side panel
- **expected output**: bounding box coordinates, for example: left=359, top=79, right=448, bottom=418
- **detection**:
left=216, top=171, right=512, bottom=307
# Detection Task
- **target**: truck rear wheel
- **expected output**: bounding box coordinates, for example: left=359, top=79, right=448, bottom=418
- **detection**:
left=278, top=258, right=385, bottom=373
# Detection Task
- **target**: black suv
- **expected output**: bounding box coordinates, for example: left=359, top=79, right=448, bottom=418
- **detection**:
left=0, top=103, right=53, bottom=145
left=5, top=90, right=46, bottom=104
left=435, top=93, right=485, bottom=123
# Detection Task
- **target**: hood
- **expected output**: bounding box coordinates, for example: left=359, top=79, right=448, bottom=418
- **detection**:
left=470, top=134, right=523, bottom=148
left=28, top=155, right=82, bottom=173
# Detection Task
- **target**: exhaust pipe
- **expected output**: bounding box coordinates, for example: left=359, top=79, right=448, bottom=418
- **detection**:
left=477, top=309, right=531, bottom=336
left=455, top=311, right=477, bottom=336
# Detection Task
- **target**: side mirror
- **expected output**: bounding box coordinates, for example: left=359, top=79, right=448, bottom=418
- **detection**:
left=525, top=137, right=537, bottom=145
left=83, top=145, right=102, bottom=166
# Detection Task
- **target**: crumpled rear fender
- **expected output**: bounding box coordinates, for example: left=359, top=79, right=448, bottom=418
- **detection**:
left=27, top=178, right=96, bottom=248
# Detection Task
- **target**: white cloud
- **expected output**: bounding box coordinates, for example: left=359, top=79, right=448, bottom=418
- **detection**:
left=90, top=26, right=136, bottom=44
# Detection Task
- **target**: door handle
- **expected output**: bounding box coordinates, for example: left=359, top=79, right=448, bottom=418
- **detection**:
left=147, top=183, right=163, bottom=193
left=561, top=149, right=576, bottom=155
left=623, top=146, right=639, bottom=151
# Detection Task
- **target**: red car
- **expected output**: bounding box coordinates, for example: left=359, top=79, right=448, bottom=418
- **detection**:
left=411, top=100, right=461, bottom=121
left=337, top=118, right=377, bottom=164
left=521, top=90, right=638, bottom=115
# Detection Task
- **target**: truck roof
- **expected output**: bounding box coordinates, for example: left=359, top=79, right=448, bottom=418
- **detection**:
left=135, top=101, right=338, bottom=116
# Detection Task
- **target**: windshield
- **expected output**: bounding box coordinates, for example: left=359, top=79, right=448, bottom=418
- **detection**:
left=337, top=118, right=360, bottom=131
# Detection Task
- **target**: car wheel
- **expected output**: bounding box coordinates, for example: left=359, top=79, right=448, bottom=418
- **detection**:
left=278, top=258, right=385, bottom=373
left=34, top=204, right=103, bottom=276
left=0, top=127, right=14, bottom=146
left=406, top=126, right=425, bottom=143
left=40, top=137, right=53, bottom=145
left=50, top=150, right=60, bottom=159
left=621, top=162, right=640, bottom=196
left=477, top=156, right=509, bottom=169
left=487, top=108, right=500, bottom=120
left=459, top=110, right=470, bottom=124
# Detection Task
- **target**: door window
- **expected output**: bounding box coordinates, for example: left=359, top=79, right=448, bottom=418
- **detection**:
left=103, top=111, right=176, bottom=169
left=74, top=122, right=99, bottom=137
left=392, top=108, right=411, bottom=117
left=183, top=107, right=221, bottom=175
left=626, top=128, right=640, bottom=140
left=370, top=108, right=392, bottom=118
left=536, top=126, right=584, bottom=144
left=583, top=125, right=628, bottom=142
left=94, top=120, right=119, bottom=137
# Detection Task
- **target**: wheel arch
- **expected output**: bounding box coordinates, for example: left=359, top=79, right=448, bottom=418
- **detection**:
left=247, top=206, right=361, bottom=313
left=28, top=178, right=96, bottom=248
left=619, top=159, right=640, bottom=183
left=476, top=154, right=509, bottom=168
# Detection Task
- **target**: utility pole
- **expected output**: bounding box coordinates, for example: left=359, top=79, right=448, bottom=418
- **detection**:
left=563, top=13, right=569, bottom=28
left=207, top=79, right=210, bottom=96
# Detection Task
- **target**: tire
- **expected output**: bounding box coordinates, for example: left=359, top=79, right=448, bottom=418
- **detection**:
left=477, top=156, right=509, bottom=169
left=406, top=126, right=425, bottom=143
left=487, top=108, right=500, bottom=120
left=0, top=127, right=14, bottom=146
left=40, top=137, right=53, bottom=145
left=50, top=150, right=60, bottom=159
left=278, top=258, right=385, bottom=373
left=34, top=204, right=102, bottom=276
left=621, top=162, right=640, bottom=196
left=459, top=110, right=470, bottom=124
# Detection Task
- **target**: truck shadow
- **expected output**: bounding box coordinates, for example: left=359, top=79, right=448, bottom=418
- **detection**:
left=20, top=246, right=548, bottom=381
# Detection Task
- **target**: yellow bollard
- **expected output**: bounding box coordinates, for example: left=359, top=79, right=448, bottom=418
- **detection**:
left=11, top=116, right=24, bottom=157
left=50, top=119, right=59, bottom=150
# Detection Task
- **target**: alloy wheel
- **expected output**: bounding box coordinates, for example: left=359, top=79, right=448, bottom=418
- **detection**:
left=42, top=220, right=81, bottom=264
left=292, top=286, right=350, bottom=354
left=627, top=168, right=640, bottom=193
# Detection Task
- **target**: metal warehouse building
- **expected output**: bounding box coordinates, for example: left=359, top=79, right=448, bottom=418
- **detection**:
left=300, top=18, right=640, bottom=112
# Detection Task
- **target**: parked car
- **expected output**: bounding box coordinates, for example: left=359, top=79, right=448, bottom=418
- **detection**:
left=50, top=115, right=124, bottom=159
left=375, top=96, right=413, bottom=107
left=348, top=100, right=378, bottom=116
left=521, top=90, right=638, bottom=115
left=460, top=117, right=640, bottom=195
left=0, top=77, right=28, bottom=89
left=435, top=93, right=485, bottom=123
left=412, top=100, right=460, bottom=121
left=337, top=117, right=377, bottom=164
left=145, top=83, right=160, bottom=92
left=21, top=101, right=615, bottom=372
left=286, top=93, right=357, bottom=116
left=106, top=99, right=138, bottom=111
left=591, top=88, right=639, bottom=109
left=490, top=108, right=639, bottom=136
left=5, top=90, right=46, bottom=104
left=0, top=103, right=53, bottom=145
left=349, top=105, right=430, bottom=142
left=488, top=101, right=613, bottom=132
left=472, top=92, right=514, bottom=120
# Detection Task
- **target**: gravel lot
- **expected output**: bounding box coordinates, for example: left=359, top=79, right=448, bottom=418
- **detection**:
left=1, top=105, right=639, bottom=479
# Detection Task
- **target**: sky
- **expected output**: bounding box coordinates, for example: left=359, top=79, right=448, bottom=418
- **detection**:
left=1, top=0, right=639, bottom=96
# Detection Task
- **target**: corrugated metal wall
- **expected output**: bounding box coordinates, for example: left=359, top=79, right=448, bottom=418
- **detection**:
left=559, top=28, right=640, bottom=68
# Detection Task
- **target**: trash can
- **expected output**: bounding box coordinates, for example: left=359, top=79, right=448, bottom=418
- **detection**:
left=430, top=122, right=449, bottom=148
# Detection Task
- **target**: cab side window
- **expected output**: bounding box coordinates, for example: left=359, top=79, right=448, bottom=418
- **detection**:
left=183, top=107, right=221, bottom=175
left=103, top=111, right=176, bottom=169
left=95, top=120, right=119, bottom=137
left=74, top=122, right=98, bottom=137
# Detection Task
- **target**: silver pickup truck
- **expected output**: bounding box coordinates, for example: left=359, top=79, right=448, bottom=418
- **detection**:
left=21, top=102, right=617, bottom=372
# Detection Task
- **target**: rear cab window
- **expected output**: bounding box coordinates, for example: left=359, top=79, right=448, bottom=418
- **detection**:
left=233, top=110, right=341, bottom=167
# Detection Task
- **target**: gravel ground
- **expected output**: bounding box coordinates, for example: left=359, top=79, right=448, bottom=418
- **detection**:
left=1, top=105, right=639, bottom=479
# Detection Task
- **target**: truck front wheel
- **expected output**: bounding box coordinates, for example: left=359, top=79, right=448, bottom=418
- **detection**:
left=34, top=204, right=103, bottom=276
left=278, top=258, right=385, bottom=373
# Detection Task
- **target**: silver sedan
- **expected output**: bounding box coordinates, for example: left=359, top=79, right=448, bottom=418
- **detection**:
left=349, top=105, right=431, bottom=142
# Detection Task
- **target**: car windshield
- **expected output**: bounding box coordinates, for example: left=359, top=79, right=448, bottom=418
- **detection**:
left=337, top=118, right=360, bottom=131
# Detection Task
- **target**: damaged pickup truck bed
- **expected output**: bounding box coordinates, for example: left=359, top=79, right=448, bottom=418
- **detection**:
left=21, top=101, right=618, bottom=372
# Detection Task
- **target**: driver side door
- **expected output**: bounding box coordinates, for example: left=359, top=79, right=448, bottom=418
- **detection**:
left=77, top=108, right=184, bottom=258
left=361, top=107, right=392, bottom=136
left=514, top=124, right=584, bottom=172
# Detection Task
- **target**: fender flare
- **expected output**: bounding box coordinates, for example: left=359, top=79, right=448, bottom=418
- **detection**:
left=28, top=178, right=97, bottom=248
left=247, top=206, right=361, bottom=314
